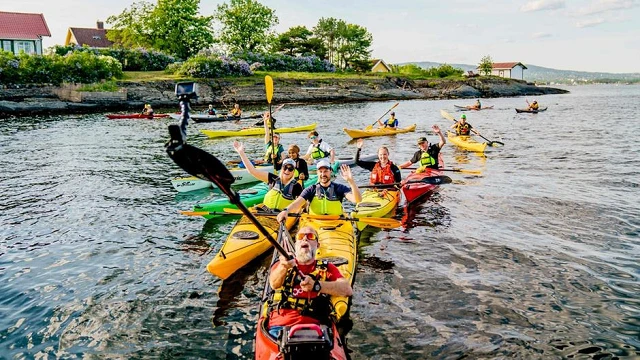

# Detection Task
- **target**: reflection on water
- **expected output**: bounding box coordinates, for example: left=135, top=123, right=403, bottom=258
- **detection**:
left=1, top=85, right=639, bottom=358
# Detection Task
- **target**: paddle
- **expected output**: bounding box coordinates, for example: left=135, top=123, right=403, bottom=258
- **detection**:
left=265, top=75, right=277, bottom=165
left=365, top=102, right=399, bottom=130
left=221, top=208, right=401, bottom=229
left=439, top=109, right=504, bottom=147
left=180, top=210, right=240, bottom=217
left=402, top=167, right=482, bottom=175
left=359, top=175, right=452, bottom=189
left=165, top=127, right=292, bottom=260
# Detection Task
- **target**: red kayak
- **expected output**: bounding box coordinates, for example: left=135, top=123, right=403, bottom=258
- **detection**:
left=401, top=156, right=444, bottom=205
left=106, top=113, right=170, bottom=119
left=255, top=319, right=347, bottom=360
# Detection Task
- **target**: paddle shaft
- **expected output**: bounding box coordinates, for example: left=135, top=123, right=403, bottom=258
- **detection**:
left=359, top=175, right=452, bottom=189
left=222, top=209, right=400, bottom=228
left=402, top=167, right=481, bottom=174
left=441, top=110, right=503, bottom=146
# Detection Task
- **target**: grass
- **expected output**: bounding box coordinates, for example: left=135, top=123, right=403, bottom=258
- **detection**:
left=76, top=81, right=121, bottom=92
left=120, top=71, right=187, bottom=82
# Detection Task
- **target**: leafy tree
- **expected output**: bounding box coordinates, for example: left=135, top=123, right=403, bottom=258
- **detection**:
left=215, top=0, right=278, bottom=53
left=478, top=55, right=493, bottom=76
left=335, top=23, right=372, bottom=70
left=107, top=0, right=213, bottom=59
left=313, top=17, right=344, bottom=64
left=274, top=26, right=327, bottom=58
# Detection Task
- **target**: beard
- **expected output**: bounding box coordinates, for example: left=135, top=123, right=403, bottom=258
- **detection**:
left=295, top=244, right=315, bottom=263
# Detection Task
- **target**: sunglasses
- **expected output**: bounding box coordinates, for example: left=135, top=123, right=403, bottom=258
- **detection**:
left=283, top=165, right=294, bottom=172
left=296, top=232, right=318, bottom=241
left=309, top=136, right=317, bottom=140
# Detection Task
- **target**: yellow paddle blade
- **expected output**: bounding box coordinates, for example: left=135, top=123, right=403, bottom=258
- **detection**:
left=440, top=109, right=455, bottom=122
left=265, top=75, right=274, bottom=104
left=223, top=208, right=244, bottom=214
left=455, top=168, right=482, bottom=175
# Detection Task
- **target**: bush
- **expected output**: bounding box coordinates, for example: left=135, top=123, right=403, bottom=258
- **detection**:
left=396, top=63, right=464, bottom=78
left=232, top=52, right=335, bottom=72
left=50, top=45, right=177, bottom=71
left=167, top=54, right=252, bottom=78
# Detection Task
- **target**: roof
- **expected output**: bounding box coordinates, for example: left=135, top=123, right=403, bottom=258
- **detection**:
left=0, top=11, right=51, bottom=40
left=68, top=27, right=114, bottom=48
left=370, top=58, right=391, bottom=71
left=491, top=62, right=528, bottom=70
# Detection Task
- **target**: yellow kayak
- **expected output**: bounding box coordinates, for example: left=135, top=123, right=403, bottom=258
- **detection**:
left=351, top=189, right=400, bottom=230
left=200, top=123, right=317, bottom=138
left=298, top=215, right=358, bottom=322
left=206, top=207, right=300, bottom=279
left=343, top=124, right=417, bottom=139
left=447, top=131, right=487, bottom=153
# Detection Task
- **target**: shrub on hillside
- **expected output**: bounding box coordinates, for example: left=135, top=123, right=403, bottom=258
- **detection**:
left=232, top=52, right=335, bottom=72
left=167, top=55, right=252, bottom=78
left=50, top=45, right=176, bottom=71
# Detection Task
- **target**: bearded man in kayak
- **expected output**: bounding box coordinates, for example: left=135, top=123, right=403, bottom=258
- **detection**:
left=398, top=124, right=446, bottom=171
left=277, top=159, right=361, bottom=221
left=267, top=226, right=353, bottom=338
left=233, top=141, right=302, bottom=211
left=355, top=138, right=401, bottom=185
left=377, top=111, right=398, bottom=129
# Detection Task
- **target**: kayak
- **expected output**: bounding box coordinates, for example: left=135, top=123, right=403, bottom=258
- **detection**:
left=106, top=113, right=170, bottom=119
left=343, top=124, right=417, bottom=139
left=206, top=206, right=301, bottom=279
left=454, top=105, right=494, bottom=111
left=254, top=215, right=356, bottom=360
left=446, top=131, right=487, bottom=153
left=192, top=175, right=318, bottom=220
left=515, top=107, right=547, bottom=113
left=171, top=154, right=377, bottom=193
left=200, top=123, right=317, bottom=138
left=401, top=168, right=444, bottom=205
left=351, top=189, right=400, bottom=230
left=168, top=113, right=262, bottom=122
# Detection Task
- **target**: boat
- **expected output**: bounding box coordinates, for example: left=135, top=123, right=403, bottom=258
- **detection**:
left=401, top=156, right=444, bottom=206
left=171, top=154, right=377, bottom=193
left=168, top=113, right=262, bottom=122
left=254, top=215, right=356, bottom=360
left=350, top=189, right=400, bottom=230
left=106, top=113, right=170, bottom=119
left=206, top=206, right=302, bottom=279
left=515, top=107, right=548, bottom=113
left=343, top=124, right=417, bottom=139
left=454, top=105, right=494, bottom=111
left=192, top=176, right=318, bottom=220
left=446, top=131, right=487, bottom=153
left=200, top=123, right=317, bottom=138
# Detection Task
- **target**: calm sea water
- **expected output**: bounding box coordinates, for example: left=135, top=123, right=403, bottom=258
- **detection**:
left=1, top=85, right=638, bottom=359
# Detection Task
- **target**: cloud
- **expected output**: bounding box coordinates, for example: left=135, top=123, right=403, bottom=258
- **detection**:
left=521, top=0, right=566, bottom=12
left=532, top=32, right=552, bottom=38
left=576, top=18, right=606, bottom=27
left=578, top=0, right=639, bottom=15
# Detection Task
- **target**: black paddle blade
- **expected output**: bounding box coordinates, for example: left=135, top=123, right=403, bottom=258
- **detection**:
left=166, top=125, right=235, bottom=188
left=409, top=175, right=453, bottom=185
left=490, top=141, right=505, bottom=147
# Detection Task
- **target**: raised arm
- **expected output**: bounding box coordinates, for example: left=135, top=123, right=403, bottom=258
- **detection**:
left=433, top=124, right=446, bottom=148
left=340, top=165, right=362, bottom=203
left=233, top=141, right=269, bottom=183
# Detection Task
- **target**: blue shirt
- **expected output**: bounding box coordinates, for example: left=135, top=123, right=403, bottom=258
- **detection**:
left=300, top=182, right=351, bottom=202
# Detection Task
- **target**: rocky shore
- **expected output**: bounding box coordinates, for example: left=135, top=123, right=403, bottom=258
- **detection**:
left=0, top=76, right=568, bottom=118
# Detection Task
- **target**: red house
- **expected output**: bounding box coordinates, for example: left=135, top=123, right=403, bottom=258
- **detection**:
left=0, top=11, right=51, bottom=55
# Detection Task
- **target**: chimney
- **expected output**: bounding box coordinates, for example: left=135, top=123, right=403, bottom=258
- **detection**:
left=97, top=21, right=104, bottom=29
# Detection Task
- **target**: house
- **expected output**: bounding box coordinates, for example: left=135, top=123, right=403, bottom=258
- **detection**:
left=0, top=11, right=51, bottom=55
left=479, top=62, right=528, bottom=79
left=65, top=21, right=114, bottom=48
left=371, top=59, right=392, bottom=73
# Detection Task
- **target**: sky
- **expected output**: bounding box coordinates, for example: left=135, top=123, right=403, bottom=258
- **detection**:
left=3, top=0, right=640, bottom=73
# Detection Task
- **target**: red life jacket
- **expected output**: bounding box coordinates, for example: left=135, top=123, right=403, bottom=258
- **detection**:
left=369, top=161, right=396, bottom=185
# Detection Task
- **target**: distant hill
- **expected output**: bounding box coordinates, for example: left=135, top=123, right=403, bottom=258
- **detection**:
left=404, top=61, right=640, bottom=84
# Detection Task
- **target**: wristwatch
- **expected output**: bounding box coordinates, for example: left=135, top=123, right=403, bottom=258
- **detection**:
left=313, top=279, right=322, bottom=293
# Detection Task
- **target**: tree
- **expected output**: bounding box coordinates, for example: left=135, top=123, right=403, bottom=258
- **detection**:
left=107, top=0, right=213, bottom=59
left=215, top=0, right=278, bottom=53
left=313, top=18, right=344, bottom=64
left=335, top=24, right=372, bottom=70
left=478, top=55, right=493, bottom=76
left=274, top=26, right=327, bottom=58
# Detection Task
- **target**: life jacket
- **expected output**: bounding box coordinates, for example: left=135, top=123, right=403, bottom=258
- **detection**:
left=269, top=260, right=333, bottom=321
left=264, top=143, right=284, bottom=162
left=310, top=141, right=328, bottom=160
left=457, top=123, right=472, bottom=136
left=231, top=108, right=241, bottom=116
left=530, top=103, right=539, bottom=110
left=419, top=148, right=437, bottom=168
left=308, top=183, right=343, bottom=215
left=263, top=177, right=297, bottom=210
left=385, top=116, right=396, bottom=127
left=369, top=161, right=396, bottom=185
left=207, top=109, right=215, bottom=115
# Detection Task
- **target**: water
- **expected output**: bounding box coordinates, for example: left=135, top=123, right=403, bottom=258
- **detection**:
left=1, top=85, right=639, bottom=359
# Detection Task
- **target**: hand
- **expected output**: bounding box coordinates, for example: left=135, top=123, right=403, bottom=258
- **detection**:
left=340, top=164, right=353, bottom=182
left=277, top=210, right=288, bottom=223
left=233, top=140, right=244, bottom=153
left=300, top=276, right=314, bottom=292
left=279, top=254, right=295, bottom=269
left=356, top=139, right=364, bottom=149
left=432, top=124, right=441, bottom=133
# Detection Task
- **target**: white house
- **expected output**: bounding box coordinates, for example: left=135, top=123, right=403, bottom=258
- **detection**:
left=479, top=62, right=528, bottom=80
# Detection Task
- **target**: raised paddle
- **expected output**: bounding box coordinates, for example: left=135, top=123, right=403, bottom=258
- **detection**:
left=265, top=75, right=277, bottom=164
left=440, top=109, right=504, bottom=147
left=221, top=208, right=402, bottom=229
left=365, top=102, right=399, bottom=130
left=359, top=175, right=452, bottom=189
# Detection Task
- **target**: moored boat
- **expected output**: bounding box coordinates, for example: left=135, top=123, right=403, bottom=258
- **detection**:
left=106, top=113, right=170, bottom=119
left=446, top=131, right=487, bottom=153
left=343, top=124, right=417, bottom=139
left=200, top=123, right=317, bottom=138
left=515, top=107, right=548, bottom=113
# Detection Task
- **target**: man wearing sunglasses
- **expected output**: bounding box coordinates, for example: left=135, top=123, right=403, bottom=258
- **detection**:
left=277, top=159, right=361, bottom=222
left=267, top=226, right=353, bottom=337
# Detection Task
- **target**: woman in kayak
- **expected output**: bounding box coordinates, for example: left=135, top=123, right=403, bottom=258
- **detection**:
left=451, top=114, right=483, bottom=137
left=142, top=104, right=154, bottom=117
left=473, top=99, right=481, bottom=110
left=302, top=131, right=335, bottom=165
left=355, top=138, right=401, bottom=185
left=260, top=112, right=285, bottom=170
left=266, top=226, right=353, bottom=338
left=286, top=144, right=309, bottom=181
left=233, top=141, right=303, bottom=211
left=398, top=124, right=446, bottom=172
left=377, top=111, right=398, bottom=129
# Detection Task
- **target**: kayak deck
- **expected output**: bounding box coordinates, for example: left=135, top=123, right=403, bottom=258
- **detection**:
left=200, top=123, right=317, bottom=138
left=343, top=124, right=417, bottom=139
left=446, top=131, right=487, bottom=153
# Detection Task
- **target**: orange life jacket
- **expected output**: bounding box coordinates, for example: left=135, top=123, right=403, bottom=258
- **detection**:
left=369, top=161, right=396, bottom=185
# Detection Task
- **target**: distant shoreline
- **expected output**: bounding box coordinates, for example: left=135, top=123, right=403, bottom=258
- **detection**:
left=0, top=77, right=569, bottom=118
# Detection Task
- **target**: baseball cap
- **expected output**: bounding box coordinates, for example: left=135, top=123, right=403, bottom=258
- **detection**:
left=282, top=158, right=296, bottom=168
left=316, top=159, right=331, bottom=170
left=417, top=137, right=428, bottom=144
left=461, top=114, right=467, bottom=119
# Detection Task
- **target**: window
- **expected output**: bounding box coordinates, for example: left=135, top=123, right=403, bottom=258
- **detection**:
left=92, top=36, right=101, bottom=40
left=2, top=40, right=11, bottom=53
left=14, top=41, right=36, bottom=55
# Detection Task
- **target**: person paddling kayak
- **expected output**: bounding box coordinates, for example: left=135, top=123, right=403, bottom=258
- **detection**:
left=377, top=111, right=398, bottom=129
left=527, top=99, right=539, bottom=111
left=450, top=114, right=482, bottom=137
left=398, top=124, right=445, bottom=172
left=355, top=138, right=401, bottom=185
